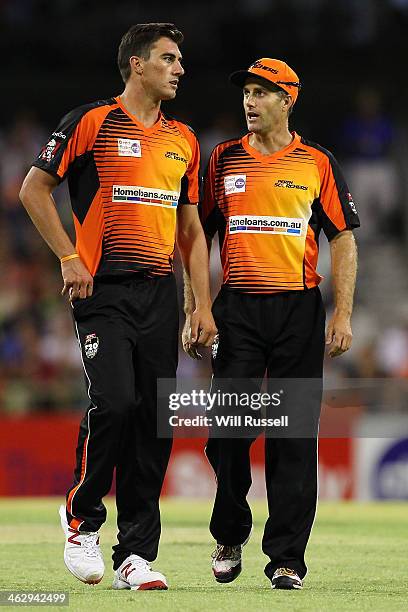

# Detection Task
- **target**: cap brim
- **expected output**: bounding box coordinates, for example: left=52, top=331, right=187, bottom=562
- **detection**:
left=229, top=70, right=284, bottom=92
left=229, top=70, right=254, bottom=87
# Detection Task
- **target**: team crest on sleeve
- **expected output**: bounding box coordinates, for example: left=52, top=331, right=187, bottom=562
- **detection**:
left=40, top=138, right=61, bottom=162
left=118, top=138, right=142, bottom=157
left=84, top=333, right=99, bottom=359
left=347, top=192, right=358, bottom=215
left=224, top=174, right=246, bottom=195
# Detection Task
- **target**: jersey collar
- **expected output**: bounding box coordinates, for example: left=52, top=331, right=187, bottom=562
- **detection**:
left=241, top=131, right=300, bottom=162
left=115, top=96, right=163, bottom=135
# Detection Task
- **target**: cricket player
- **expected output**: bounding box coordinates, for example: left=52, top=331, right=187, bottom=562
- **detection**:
left=20, top=23, right=216, bottom=591
left=183, top=58, right=359, bottom=590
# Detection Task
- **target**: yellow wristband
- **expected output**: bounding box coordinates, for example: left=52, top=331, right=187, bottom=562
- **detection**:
left=60, top=253, right=80, bottom=264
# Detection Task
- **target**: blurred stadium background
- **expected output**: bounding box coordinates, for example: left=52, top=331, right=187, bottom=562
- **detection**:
left=1, top=0, right=408, bottom=502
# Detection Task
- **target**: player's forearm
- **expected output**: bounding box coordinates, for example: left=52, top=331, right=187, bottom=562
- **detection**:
left=179, top=231, right=212, bottom=311
left=182, top=234, right=212, bottom=314
left=329, top=230, right=358, bottom=317
left=183, top=267, right=195, bottom=315
left=20, top=181, right=75, bottom=259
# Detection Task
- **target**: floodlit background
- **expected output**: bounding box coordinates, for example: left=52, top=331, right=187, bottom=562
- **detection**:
left=0, top=0, right=408, bottom=500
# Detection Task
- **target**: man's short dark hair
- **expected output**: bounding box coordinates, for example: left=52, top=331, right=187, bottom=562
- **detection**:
left=118, top=23, right=184, bottom=83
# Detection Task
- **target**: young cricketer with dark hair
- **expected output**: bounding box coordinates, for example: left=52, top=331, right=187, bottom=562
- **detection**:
left=20, top=23, right=217, bottom=591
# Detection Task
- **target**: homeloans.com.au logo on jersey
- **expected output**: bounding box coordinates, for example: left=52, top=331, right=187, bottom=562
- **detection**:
left=229, top=215, right=304, bottom=236
left=112, top=185, right=179, bottom=208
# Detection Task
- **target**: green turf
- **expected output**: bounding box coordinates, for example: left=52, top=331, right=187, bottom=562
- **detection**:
left=0, top=498, right=407, bottom=611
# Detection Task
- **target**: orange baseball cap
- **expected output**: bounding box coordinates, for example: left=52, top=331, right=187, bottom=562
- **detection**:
left=230, top=58, right=301, bottom=104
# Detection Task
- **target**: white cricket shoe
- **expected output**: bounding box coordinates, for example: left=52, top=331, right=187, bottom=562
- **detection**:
left=112, top=554, right=168, bottom=591
left=59, top=505, right=104, bottom=585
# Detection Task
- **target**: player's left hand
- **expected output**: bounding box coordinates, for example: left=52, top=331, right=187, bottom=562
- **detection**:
left=182, top=314, right=202, bottom=360
left=190, top=306, right=218, bottom=348
left=325, top=311, right=353, bottom=358
left=182, top=308, right=218, bottom=358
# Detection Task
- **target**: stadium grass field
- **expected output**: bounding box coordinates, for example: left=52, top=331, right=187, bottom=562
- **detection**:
left=0, top=499, right=407, bottom=611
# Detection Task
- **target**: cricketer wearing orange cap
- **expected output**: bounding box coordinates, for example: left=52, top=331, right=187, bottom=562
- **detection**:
left=230, top=58, right=301, bottom=104
left=183, top=55, right=360, bottom=591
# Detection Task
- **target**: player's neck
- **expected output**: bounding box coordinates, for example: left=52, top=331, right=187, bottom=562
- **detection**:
left=119, top=85, right=161, bottom=128
left=249, top=126, right=293, bottom=156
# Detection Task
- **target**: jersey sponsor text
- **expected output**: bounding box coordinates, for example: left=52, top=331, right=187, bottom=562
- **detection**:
left=229, top=215, right=304, bottom=236
left=224, top=174, right=246, bottom=195
left=275, top=179, right=308, bottom=190
left=117, top=138, right=142, bottom=157
left=112, top=185, right=179, bottom=208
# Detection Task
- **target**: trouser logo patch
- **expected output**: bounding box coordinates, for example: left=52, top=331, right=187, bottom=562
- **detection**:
left=84, top=333, right=99, bottom=359
left=212, top=335, right=219, bottom=360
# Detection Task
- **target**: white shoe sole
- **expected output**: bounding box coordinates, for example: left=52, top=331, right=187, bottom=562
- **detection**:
left=112, top=577, right=168, bottom=591
left=63, top=550, right=104, bottom=585
left=271, top=583, right=303, bottom=590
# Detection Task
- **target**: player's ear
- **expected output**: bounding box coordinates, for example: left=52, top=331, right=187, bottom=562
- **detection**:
left=129, top=56, right=144, bottom=76
left=283, top=94, right=293, bottom=114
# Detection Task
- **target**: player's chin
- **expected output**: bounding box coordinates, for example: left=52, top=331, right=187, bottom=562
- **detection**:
left=246, top=120, right=261, bottom=133
left=162, top=88, right=177, bottom=100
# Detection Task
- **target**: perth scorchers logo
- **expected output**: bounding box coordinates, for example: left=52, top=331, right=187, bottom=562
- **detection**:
left=39, top=131, right=66, bottom=162
left=347, top=192, right=357, bottom=215
left=84, top=333, right=99, bottom=359
left=275, top=179, right=308, bottom=191
left=40, top=138, right=61, bottom=162
left=165, top=151, right=188, bottom=165
left=250, top=60, right=279, bottom=74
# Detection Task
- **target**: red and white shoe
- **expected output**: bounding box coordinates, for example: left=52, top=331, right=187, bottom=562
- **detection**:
left=59, top=505, right=104, bottom=585
left=112, top=554, right=168, bottom=591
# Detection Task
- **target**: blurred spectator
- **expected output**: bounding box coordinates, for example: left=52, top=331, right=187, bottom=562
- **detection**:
left=338, top=87, right=399, bottom=243
left=338, top=0, right=379, bottom=46
left=0, top=112, right=46, bottom=258
left=376, top=323, right=408, bottom=378
left=199, top=113, right=242, bottom=167
left=390, top=0, right=408, bottom=12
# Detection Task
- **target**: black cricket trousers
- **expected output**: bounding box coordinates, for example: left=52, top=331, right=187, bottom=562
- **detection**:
left=65, top=274, right=178, bottom=569
left=205, top=286, right=325, bottom=580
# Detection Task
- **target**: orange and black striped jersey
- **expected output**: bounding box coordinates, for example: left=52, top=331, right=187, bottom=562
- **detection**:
left=201, top=132, right=360, bottom=294
left=33, top=96, right=199, bottom=278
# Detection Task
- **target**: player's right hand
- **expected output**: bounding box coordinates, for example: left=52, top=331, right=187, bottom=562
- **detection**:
left=61, top=257, right=94, bottom=302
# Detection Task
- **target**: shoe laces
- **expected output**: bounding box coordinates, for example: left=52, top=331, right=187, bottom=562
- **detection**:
left=275, top=567, right=299, bottom=578
left=81, top=532, right=100, bottom=559
left=125, top=554, right=151, bottom=571
left=211, top=544, right=241, bottom=562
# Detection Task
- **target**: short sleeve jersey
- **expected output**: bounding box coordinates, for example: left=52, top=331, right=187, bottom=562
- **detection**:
left=201, top=132, right=360, bottom=294
left=33, top=96, right=200, bottom=278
